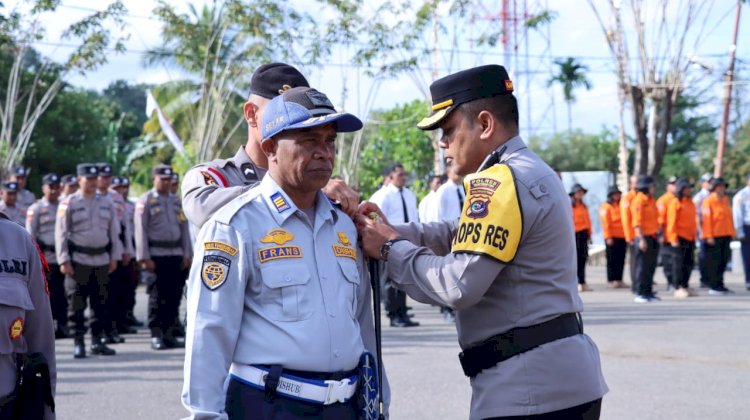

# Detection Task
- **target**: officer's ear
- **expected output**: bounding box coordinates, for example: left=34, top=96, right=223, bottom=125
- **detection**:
left=476, top=110, right=495, bottom=141
left=260, top=138, right=277, bottom=161
left=244, top=101, right=259, bottom=126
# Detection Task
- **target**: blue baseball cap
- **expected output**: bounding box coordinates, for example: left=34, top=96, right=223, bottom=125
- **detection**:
left=261, top=87, right=363, bottom=140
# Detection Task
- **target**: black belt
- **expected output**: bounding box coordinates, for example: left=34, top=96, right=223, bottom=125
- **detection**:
left=458, top=313, right=583, bottom=378
left=68, top=241, right=111, bottom=255
left=38, top=241, right=55, bottom=253
left=149, top=239, right=182, bottom=248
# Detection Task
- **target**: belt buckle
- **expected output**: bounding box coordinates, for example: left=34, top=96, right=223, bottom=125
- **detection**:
left=323, top=378, right=352, bottom=405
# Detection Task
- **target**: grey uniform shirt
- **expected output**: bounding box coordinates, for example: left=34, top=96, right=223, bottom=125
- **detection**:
left=18, top=189, right=36, bottom=209
left=182, top=174, right=388, bottom=419
left=387, top=137, right=608, bottom=419
left=0, top=214, right=56, bottom=419
left=55, top=192, right=122, bottom=267
left=134, top=190, right=192, bottom=260
left=102, top=189, right=134, bottom=259
left=0, top=202, right=25, bottom=226
left=181, top=147, right=266, bottom=229
left=26, top=198, right=59, bottom=264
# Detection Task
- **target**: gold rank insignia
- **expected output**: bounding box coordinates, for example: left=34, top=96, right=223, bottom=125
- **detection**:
left=333, top=231, right=357, bottom=260
left=177, top=209, right=187, bottom=223
left=260, top=228, right=294, bottom=245
left=338, top=231, right=351, bottom=246
left=270, top=192, right=291, bottom=213
left=452, top=163, right=523, bottom=263
left=9, top=318, right=23, bottom=340
left=204, top=241, right=238, bottom=256
left=201, top=255, right=231, bottom=290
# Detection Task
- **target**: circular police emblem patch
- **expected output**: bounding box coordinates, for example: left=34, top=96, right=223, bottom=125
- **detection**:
left=9, top=318, right=24, bottom=340
left=201, top=255, right=231, bottom=290
left=466, top=195, right=490, bottom=219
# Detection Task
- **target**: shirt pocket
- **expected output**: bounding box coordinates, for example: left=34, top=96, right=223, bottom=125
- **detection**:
left=98, top=207, right=112, bottom=225
left=71, top=208, right=88, bottom=226
left=337, top=259, right=360, bottom=318
left=0, top=277, right=33, bottom=354
left=258, top=263, right=312, bottom=322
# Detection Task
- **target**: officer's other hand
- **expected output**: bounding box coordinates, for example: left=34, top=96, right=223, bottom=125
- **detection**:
left=354, top=213, right=401, bottom=260
left=122, top=253, right=132, bottom=266
left=671, top=241, right=679, bottom=248
left=707, top=237, right=715, bottom=246
left=638, top=239, right=648, bottom=252
left=142, top=259, right=156, bottom=272
left=605, top=238, right=614, bottom=246
left=323, top=178, right=360, bottom=217
left=61, top=261, right=74, bottom=276
left=108, top=260, right=117, bottom=273
left=182, top=258, right=191, bottom=269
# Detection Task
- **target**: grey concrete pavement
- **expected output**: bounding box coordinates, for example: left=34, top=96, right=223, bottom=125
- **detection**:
left=52, top=266, right=750, bottom=419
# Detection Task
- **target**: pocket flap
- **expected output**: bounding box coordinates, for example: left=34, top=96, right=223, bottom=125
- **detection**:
left=0, top=277, right=34, bottom=310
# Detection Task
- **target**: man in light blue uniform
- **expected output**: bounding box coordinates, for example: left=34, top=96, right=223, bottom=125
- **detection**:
left=733, top=173, right=750, bottom=290
left=182, top=86, right=388, bottom=419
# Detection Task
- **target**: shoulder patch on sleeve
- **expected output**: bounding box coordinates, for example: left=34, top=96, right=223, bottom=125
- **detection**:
left=202, top=167, right=228, bottom=187
left=452, top=163, right=523, bottom=263
left=204, top=241, right=238, bottom=256
left=202, top=255, right=231, bottom=290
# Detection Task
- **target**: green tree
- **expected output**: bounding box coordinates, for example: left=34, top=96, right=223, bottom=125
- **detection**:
left=527, top=127, right=619, bottom=173
left=547, top=57, right=592, bottom=134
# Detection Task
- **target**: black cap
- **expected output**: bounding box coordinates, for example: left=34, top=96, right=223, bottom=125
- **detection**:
left=61, top=174, right=77, bottom=185
left=42, top=173, right=61, bottom=185
left=710, top=177, right=727, bottom=191
left=96, top=163, right=113, bottom=176
left=13, top=166, right=27, bottom=176
left=77, top=163, right=99, bottom=177
left=152, top=164, right=173, bottom=177
left=171, top=173, right=179, bottom=183
left=250, top=63, right=310, bottom=99
left=667, top=176, right=678, bottom=184
left=120, top=176, right=130, bottom=186
left=675, top=177, right=694, bottom=192
left=607, top=186, right=622, bottom=197
left=418, top=64, right=514, bottom=130
left=2, top=181, right=19, bottom=192
left=636, top=175, right=655, bottom=191
left=569, top=183, right=587, bottom=196
left=111, top=176, right=123, bottom=186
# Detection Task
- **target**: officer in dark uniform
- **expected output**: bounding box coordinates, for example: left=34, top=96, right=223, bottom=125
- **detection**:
left=357, top=65, right=607, bottom=419
left=26, top=173, right=70, bottom=338
left=135, top=165, right=192, bottom=350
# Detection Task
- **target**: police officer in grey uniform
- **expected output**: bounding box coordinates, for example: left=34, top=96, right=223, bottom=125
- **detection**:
left=135, top=165, right=192, bottom=350
left=0, top=182, right=25, bottom=226
left=26, top=173, right=70, bottom=339
left=0, top=212, right=56, bottom=419
left=358, top=65, right=607, bottom=420
left=182, top=87, right=388, bottom=419
left=10, top=166, right=36, bottom=210
left=112, top=176, right=141, bottom=330
left=60, top=174, right=78, bottom=199
left=181, top=62, right=359, bottom=230
left=55, top=163, right=122, bottom=358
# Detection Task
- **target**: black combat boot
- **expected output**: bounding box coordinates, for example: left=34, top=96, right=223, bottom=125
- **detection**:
left=74, top=337, right=86, bottom=359
left=90, top=336, right=117, bottom=356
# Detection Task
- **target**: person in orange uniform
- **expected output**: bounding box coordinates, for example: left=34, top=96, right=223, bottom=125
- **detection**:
left=665, top=178, right=698, bottom=298
left=571, top=184, right=593, bottom=292
left=631, top=176, right=660, bottom=302
left=701, top=177, right=736, bottom=295
left=600, top=186, right=628, bottom=289
left=656, top=176, right=678, bottom=290
left=620, top=175, right=638, bottom=292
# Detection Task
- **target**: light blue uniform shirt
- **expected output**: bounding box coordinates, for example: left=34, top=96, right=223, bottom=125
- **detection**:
left=182, top=174, right=387, bottom=419
left=733, top=186, right=750, bottom=239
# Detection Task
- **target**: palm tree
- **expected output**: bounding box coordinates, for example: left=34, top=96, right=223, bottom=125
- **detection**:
left=547, top=57, right=592, bottom=134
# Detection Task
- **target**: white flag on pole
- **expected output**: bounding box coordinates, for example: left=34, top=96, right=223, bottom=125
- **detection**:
left=146, top=90, right=186, bottom=156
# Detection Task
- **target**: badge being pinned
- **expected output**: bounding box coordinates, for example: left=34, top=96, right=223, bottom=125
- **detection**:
left=333, top=231, right=357, bottom=260
left=9, top=318, right=23, bottom=340
left=202, top=255, right=231, bottom=290
left=270, top=192, right=291, bottom=213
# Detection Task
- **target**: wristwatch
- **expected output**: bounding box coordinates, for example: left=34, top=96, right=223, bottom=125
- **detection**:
left=380, top=237, right=408, bottom=261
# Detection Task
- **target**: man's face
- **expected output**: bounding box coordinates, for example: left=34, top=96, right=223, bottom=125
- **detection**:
left=97, top=175, right=112, bottom=190
left=574, top=190, right=585, bottom=201
left=154, top=176, right=172, bottom=194
left=63, top=184, right=79, bottom=196
left=43, top=183, right=61, bottom=201
left=267, top=123, right=337, bottom=193
left=667, top=183, right=676, bottom=193
left=79, top=176, right=97, bottom=194
left=390, top=166, right=407, bottom=189
left=170, top=181, right=178, bottom=194
left=437, top=110, right=486, bottom=177
left=681, top=186, right=693, bottom=197
left=714, top=184, right=726, bottom=196
left=2, top=191, right=16, bottom=206
left=611, top=192, right=622, bottom=202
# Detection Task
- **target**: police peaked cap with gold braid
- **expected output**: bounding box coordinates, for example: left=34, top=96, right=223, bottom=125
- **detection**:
left=417, top=64, right=514, bottom=130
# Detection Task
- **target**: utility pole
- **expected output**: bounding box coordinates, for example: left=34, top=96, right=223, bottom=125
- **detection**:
left=715, top=1, right=743, bottom=178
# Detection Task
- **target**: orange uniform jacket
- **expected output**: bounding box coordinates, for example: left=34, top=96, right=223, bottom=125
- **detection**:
left=701, top=193, right=735, bottom=239
left=656, top=191, right=676, bottom=227
left=665, top=196, right=696, bottom=243
left=599, top=202, right=625, bottom=240
left=621, top=190, right=637, bottom=242
left=572, top=202, right=592, bottom=235
left=631, top=192, right=659, bottom=236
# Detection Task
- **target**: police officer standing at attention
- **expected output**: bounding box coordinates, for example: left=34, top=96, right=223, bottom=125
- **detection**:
left=26, top=173, right=70, bottom=339
left=631, top=176, right=660, bottom=303
left=135, top=165, right=192, bottom=350
left=181, top=62, right=359, bottom=229
left=60, top=175, right=78, bottom=199
left=0, top=181, right=25, bottom=226
left=112, top=176, right=142, bottom=330
left=55, top=163, right=121, bottom=358
left=357, top=65, right=607, bottom=419
left=0, top=211, right=56, bottom=419
left=183, top=86, right=388, bottom=419
left=10, top=166, right=36, bottom=210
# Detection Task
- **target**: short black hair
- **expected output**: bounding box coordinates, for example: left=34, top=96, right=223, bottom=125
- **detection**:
left=386, top=163, right=404, bottom=176
left=459, top=94, right=519, bottom=129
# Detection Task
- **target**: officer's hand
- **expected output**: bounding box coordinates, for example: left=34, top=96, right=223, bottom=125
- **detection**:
left=108, top=260, right=117, bottom=274
left=671, top=241, right=679, bottom=248
left=141, top=259, right=156, bottom=272
left=638, top=239, right=648, bottom=252
left=605, top=238, right=614, bottom=246
left=707, top=237, right=715, bottom=246
left=61, top=261, right=74, bottom=276
left=122, top=253, right=132, bottom=266
left=182, top=258, right=191, bottom=269
left=322, top=178, right=360, bottom=217
left=356, top=202, right=390, bottom=225
left=354, top=213, right=401, bottom=260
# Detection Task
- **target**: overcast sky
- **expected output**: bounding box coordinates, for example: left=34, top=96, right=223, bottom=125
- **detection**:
left=6, top=0, right=749, bottom=138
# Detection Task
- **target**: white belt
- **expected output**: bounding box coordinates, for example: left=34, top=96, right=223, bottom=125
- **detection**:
left=229, top=363, right=358, bottom=405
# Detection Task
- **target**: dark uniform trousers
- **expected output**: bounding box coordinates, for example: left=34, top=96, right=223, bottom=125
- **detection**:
left=574, top=231, right=589, bottom=285
left=486, top=398, right=602, bottom=420
left=47, top=263, right=68, bottom=328
left=604, top=238, right=626, bottom=282
left=659, top=242, right=674, bottom=287
left=628, top=243, right=637, bottom=293
left=148, top=256, right=184, bottom=338
left=741, top=226, right=750, bottom=287
left=108, top=261, right=131, bottom=332
left=698, top=239, right=708, bottom=286
left=670, top=238, right=695, bottom=289
left=225, top=377, right=358, bottom=420
left=635, top=236, right=659, bottom=297
left=380, top=261, right=407, bottom=319
left=705, top=236, right=732, bottom=291
left=66, top=263, right=110, bottom=338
